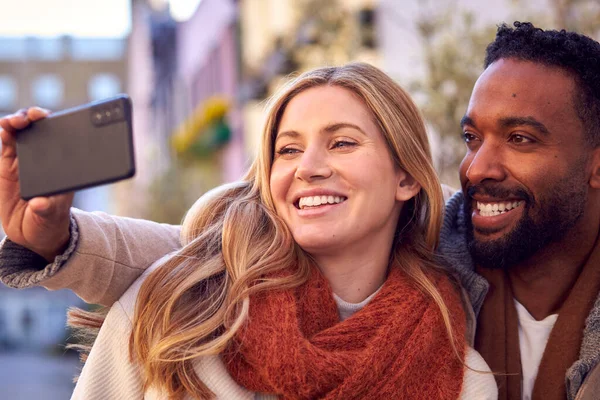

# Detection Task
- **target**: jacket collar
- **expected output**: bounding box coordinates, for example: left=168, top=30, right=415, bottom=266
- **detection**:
left=438, top=191, right=489, bottom=316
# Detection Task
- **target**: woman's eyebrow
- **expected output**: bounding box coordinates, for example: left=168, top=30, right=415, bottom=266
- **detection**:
left=276, top=122, right=367, bottom=141
left=322, top=122, right=367, bottom=136
left=275, top=130, right=300, bottom=141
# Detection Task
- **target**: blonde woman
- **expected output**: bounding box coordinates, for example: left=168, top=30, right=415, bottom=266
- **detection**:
left=0, top=63, right=496, bottom=399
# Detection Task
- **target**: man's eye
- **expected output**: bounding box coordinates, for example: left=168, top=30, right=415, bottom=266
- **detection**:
left=461, top=132, right=478, bottom=143
left=509, top=134, right=534, bottom=144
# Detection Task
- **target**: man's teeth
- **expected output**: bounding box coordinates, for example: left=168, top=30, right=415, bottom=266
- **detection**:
left=298, top=195, right=345, bottom=209
left=477, top=201, right=523, bottom=217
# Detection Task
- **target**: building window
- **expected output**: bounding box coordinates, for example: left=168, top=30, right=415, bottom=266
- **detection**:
left=88, top=74, right=121, bottom=101
left=0, top=76, right=17, bottom=110
left=0, top=38, right=26, bottom=61
left=32, top=75, right=64, bottom=109
left=28, top=37, right=64, bottom=61
left=70, top=38, right=125, bottom=61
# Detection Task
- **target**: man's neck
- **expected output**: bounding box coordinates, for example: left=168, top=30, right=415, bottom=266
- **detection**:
left=509, top=222, right=600, bottom=321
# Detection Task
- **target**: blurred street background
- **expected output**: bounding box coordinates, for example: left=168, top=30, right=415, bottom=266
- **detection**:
left=0, top=0, right=599, bottom=398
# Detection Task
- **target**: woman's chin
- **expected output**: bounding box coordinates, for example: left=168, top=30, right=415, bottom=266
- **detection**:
left=295, top=237, right=345, bottom=257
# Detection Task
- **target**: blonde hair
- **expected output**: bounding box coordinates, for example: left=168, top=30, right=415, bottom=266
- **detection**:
left=72, top=63, right=455, bottom=399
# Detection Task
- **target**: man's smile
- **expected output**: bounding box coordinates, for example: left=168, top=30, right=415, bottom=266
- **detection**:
left=470, top=196, right=526, bottom=235
left=476, top=200, right=524, bottom=217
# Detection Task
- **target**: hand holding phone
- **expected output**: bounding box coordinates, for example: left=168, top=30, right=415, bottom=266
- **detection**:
left=17, top=95, right=135, bottom=200
left=0, top=108, right=72, bottom=262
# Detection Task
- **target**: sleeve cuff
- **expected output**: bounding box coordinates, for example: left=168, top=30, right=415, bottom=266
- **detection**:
left=0, top=213, right=79, bottom=289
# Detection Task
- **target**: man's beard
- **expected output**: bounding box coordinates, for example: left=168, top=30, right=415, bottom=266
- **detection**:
left=463, top=171, right=588, bottom=270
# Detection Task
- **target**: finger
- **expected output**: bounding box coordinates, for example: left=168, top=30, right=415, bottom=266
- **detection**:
left=8, top=111, right=31, bottom=130
left=29, top=192, right=74, bottom=219
left=27, top=107, right=50, bottom=122
left=28, top=197, right=52, bottom=215
left=0, top=115, right=18, bottom=134
left=0, top=124, right=16, bottom=149
left=1, top=108, right=49, bottom=156
left=0, top=120, right=17, bottom=158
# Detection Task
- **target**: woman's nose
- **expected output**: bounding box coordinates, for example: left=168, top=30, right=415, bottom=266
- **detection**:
left=294, top=147, right=333, bottom=182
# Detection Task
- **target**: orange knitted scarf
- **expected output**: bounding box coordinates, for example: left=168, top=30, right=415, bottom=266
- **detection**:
left=223, top=265, right=467, bottom=399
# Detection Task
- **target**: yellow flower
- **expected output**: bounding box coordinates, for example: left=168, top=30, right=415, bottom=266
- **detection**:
left=171, top=96, right=230, bottom=154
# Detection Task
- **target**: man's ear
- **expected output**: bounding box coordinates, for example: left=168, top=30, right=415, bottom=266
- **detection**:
left=396, top=171, right=421, bottom=201
left=590, top=147, right=600, bottom=189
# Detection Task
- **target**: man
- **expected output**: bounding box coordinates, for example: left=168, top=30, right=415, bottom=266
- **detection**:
left=437, top=21, right=600, bottom=400
left=1, top=22, right=600, bottom=400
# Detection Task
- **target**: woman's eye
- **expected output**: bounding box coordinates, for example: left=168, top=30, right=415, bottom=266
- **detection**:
left=276, top=147, right=300, bottom=155
left=332, top=140, right=356, bottom=149
left=509, top=134, right=534, bottom=144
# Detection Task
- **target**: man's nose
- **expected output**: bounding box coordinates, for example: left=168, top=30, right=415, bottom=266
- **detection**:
left=294, top=147, right=333, bottom=182
left=465, top=142, right=507, bottom=184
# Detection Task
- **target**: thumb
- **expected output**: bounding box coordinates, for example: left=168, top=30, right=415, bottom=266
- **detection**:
left=28, top=193, right=74, bottom=220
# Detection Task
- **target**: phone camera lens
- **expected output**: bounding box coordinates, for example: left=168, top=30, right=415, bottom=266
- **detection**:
left=93, top=112, right=103, bottom=123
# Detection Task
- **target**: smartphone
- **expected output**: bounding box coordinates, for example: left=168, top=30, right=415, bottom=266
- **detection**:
left=16, top=94, right=136, bottom=200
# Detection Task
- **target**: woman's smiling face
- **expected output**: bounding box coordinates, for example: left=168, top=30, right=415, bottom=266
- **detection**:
left=269, top=85, right=417, bottom=257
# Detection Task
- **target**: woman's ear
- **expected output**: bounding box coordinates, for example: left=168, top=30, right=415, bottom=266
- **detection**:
left=396, top=171, right=421, bottom=201
left=590, top=147, right=600, bottom=189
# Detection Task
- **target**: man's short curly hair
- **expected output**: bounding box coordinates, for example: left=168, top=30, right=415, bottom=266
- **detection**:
left=484, top=21, right=600, bottom=147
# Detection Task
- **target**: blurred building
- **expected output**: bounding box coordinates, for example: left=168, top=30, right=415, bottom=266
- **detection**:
left=177, top=0, right=243, bottom=182
left=0, top=35, right=128, bottom=213
left=0, top=36, right=126, bottom=113
left=0, top=286, right=80, bottom=351
left=116, top=0, right=243, bottom=220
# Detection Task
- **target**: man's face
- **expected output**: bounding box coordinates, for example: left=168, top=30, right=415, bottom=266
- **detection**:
left=459, top=58, right=591, bottom=269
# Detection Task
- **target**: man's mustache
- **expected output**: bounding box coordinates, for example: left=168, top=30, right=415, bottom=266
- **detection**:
left=466, top=184, right=532, bottom=203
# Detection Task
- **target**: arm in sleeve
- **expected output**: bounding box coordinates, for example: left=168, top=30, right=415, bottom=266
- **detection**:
left=0, top=213, right=81, bottom=289
left=0, top=208, right=181, bottom=306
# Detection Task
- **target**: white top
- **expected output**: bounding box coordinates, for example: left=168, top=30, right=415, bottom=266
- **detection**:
left=72, top=259, right=498, bottom=399
left=333, top=287, right=382, bottom=321
left=515, top=299, right=559, bottom=400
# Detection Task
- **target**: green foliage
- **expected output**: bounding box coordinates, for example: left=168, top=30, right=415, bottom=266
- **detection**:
left=288, top=0, right=363, bottom=69
left=185, top=119, right=232, bottom=160
left=512, top=0, right=600, bottom=36
left=411, top=9, right=496, bottom=186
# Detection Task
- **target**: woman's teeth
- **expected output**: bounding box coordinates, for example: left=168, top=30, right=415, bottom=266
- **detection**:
left=298, top=195, right=345, bottom=209
left=477, top=201, right=524, bottom=217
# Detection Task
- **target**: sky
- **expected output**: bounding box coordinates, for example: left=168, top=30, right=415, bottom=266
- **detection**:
left=0, top=0, right=131, bottom=37
left=0, top=0, right=203, bottom=38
